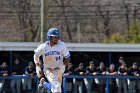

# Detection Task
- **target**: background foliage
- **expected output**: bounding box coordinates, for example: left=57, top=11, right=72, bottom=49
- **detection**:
left=0, top=0, right=140, bottom=43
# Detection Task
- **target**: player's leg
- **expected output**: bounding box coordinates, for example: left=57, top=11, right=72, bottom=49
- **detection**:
left=44, top=69, right=63, bottom=93
left=16, top=79, right=21, bottom=93
left=10, top=79, right=16, bottom=93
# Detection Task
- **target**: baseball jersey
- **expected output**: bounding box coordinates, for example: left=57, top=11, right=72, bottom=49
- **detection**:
left=34, top=40, right=70, bottom=71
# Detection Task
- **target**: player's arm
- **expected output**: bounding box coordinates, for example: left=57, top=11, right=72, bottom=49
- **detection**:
left=62, top=43, right=70, bottom=66
left=34, top=44, right=44, bottom=78
left=34, top=53, right=43, bottom=78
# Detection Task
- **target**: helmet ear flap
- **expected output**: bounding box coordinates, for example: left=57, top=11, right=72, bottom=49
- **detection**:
left=47, top=36, right=52, bottom=41
left=47, top=36, right=50, bottom=40
left=47, top=36, right=53, bottom=41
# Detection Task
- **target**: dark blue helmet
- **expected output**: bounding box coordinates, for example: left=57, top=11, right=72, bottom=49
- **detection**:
left=47, top=28, right=61, bottom=40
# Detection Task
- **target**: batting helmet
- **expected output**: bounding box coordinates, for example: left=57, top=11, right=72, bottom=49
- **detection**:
left=47, top=28, right=61, bottom=40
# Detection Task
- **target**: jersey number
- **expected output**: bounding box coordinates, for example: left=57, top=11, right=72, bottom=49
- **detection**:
left=55, top=56, right=61, bottom=61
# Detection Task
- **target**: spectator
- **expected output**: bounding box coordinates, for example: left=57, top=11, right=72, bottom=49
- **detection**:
left=115, top=56, right=125, bottom=70
left=74, top=63, right=86, bottom=93
left=118, top=56, right=125, bottom=66
left=137, top=65, right=140, bottom=93
left=128, top=62, right=140, bottom=93
left=84, top=61, right=97, bottom=93
left=63, top=62, right=75, bottom=93
left=96, top=62, right=106, bottom=93
left=117, top=61, right=128, bottom=93
left=22, top=61, right=36, bottom=93
left=106, top=64, right=118, bottom=93
left=0, top=62, right=9, bottom=93
left=10, top=58, right=23, bottom=93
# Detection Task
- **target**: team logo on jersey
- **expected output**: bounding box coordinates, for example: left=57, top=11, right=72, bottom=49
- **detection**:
left=45, top=51, right=61, bottom=61
left=45, top=51, right=60, bottom=56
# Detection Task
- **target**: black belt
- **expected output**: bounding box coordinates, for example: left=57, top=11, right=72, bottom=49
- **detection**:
left=47, top=67, right=60, bottom=70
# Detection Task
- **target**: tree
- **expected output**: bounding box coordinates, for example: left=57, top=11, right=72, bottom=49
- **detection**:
left=18, top=0, right=40, bottom=42
left=104, top=21, right=140, bottom=43
left=0, top=0, right=140, bottom=42
left=127, top=21, right=140, bottom=43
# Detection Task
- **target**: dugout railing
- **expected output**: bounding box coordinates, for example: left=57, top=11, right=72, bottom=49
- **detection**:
left=0, top=75, right=39, bottom=93
left=1, top=75, right=140, bottom=93
left=63, top=75, right=140, bottom=93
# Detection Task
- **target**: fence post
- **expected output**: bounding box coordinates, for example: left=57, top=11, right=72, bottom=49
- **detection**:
left=108, top=52, right=112, bottom=65
left=63, top=77, right=66, bottom=93
left=9, top=51, right=12, bottom=74
left=105, top=77, right=109, bottom=93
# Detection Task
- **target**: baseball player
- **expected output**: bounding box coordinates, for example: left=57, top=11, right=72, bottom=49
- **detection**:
left=34, top=28, right=70, bottom=93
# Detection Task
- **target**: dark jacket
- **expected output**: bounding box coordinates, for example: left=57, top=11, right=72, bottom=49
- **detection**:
left=12, top=63, right=23, bottom=75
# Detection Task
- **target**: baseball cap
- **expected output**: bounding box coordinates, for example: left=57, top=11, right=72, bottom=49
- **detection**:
left=79, top=63, right=83, bottom=66
left=119, top=56, right=124, bottom=60
left=100, top=62, right=104, bottom=66
left=133, top=62, right=138, bottom=66
left=110, top=64, right=115, bottom=68
left=28, top=61, right=34, bottom=66
left=90, top=61, right=94, bottom=64
left=121, top=61, right=126, bottom=64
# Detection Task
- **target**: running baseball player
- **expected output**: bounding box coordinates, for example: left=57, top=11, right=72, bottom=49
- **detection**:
left=34, top=28, right=70, bottom=93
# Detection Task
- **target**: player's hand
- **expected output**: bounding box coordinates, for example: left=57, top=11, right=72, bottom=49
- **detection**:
left=12, top=72, right=17, bottom=75
left=3, top=73, right=8, bottom=76
left=80, top=72, right=84, bottom=75
left=123, top=72, right=127, bottom=75
left=102, top=72, right=106, bottom=75
left=63, top=58, right=69, bottom=65
left=93, top=72, right=97, bottom=75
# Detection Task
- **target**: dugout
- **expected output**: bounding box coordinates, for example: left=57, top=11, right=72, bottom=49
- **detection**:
left=0, top=42, right=140, bottom=71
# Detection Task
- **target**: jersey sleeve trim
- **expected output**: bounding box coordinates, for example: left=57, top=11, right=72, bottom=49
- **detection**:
left=64, top=54, right=70, bottom=58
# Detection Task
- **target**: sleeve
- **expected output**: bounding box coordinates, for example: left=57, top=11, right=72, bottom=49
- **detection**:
left=62, top=43, right=70, bottom=58
left=0, top=68, right=2, bottom=76
left=118, top=67, right=121, bottom=74
left=106, top=68, right=109, bottom=75
left=86, top=67, right=90, bottom=74
left=127, top=67, right=132, bottom=75
left=34, top=44, right=44, bottom=57
left=25, top=67, right=28, bottom=74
